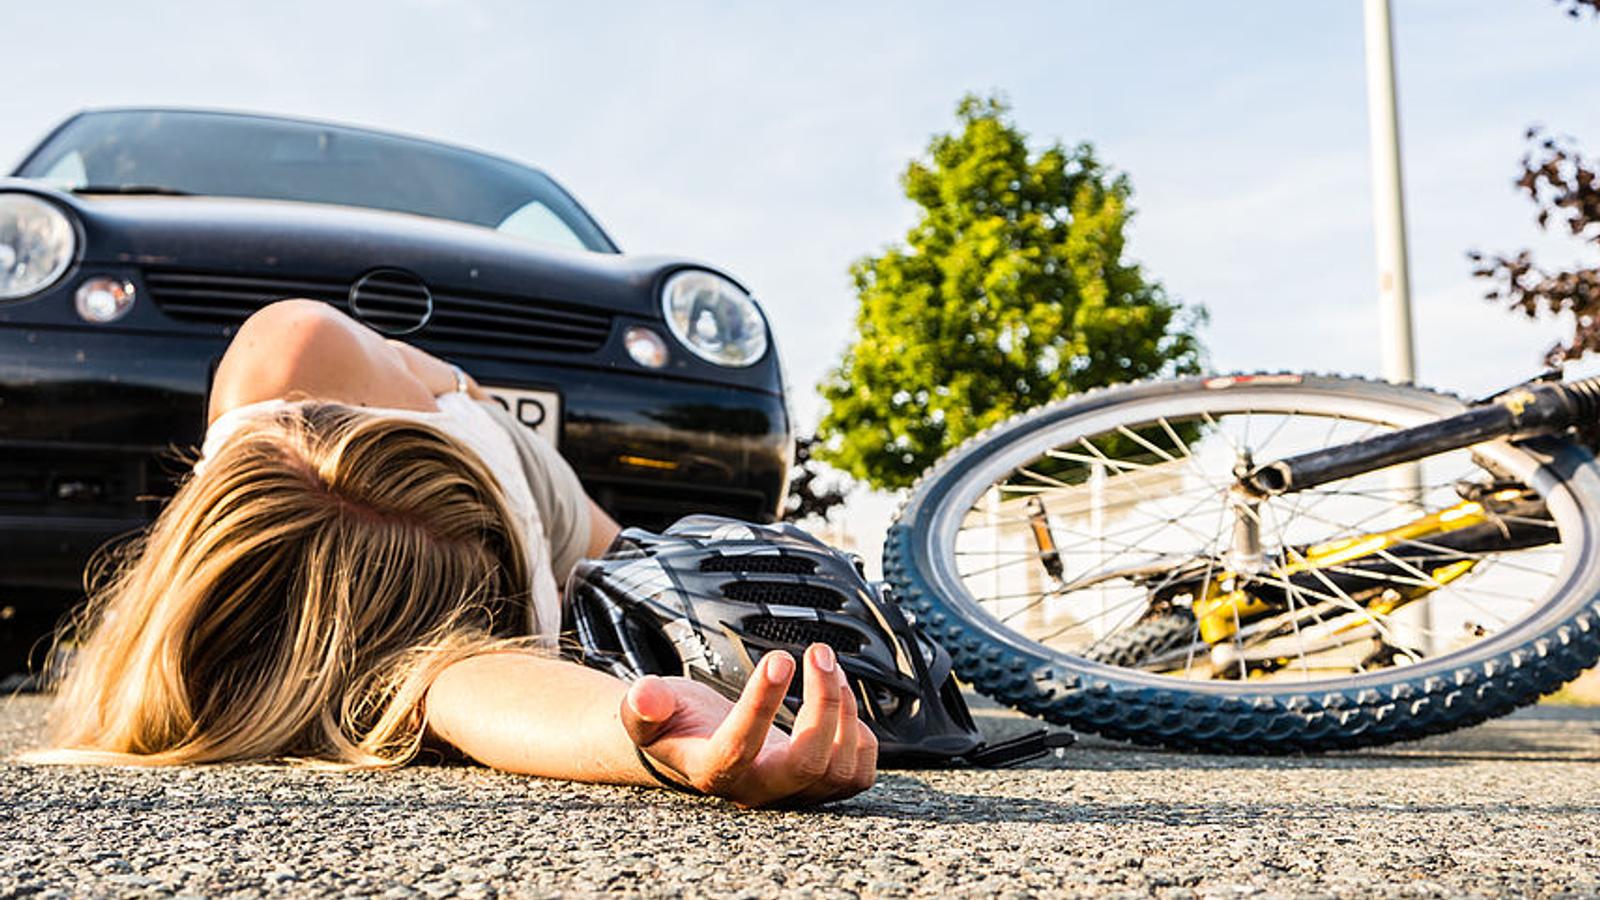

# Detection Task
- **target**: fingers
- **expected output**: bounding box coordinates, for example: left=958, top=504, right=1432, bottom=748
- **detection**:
left=793, top=654, right=880, bottom=803
left=824, top=672, right=861, bottom=783
left=624, top=645, right=878, bottom=808
left=779, top=644, right=846, bottom=790
left=853, top=722, right=879, bottom=793
left=619, top=675, right=679, bottom=748
left=698, top=651, right=796, bottom=790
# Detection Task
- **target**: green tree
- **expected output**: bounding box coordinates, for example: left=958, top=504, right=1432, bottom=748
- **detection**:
left=815, top=94, right=1205, bottom=489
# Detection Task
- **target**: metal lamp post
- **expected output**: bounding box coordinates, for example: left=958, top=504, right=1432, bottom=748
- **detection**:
left=1364, top=0, right=1418, bottom=385
left=1364, top=0, right=1433, bottom=653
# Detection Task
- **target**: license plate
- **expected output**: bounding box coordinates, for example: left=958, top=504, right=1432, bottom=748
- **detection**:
left=483, top=386, right=561, bottom=446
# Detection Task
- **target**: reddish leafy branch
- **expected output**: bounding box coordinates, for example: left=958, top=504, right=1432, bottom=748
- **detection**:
left=1470, top=129, right=1600, bottom=365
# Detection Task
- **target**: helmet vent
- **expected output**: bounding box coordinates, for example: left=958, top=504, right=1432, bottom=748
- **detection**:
left=699, top=554, right=817, bottom=575
left=722, top=582, right=844, bottom=610
left=745, top=617, right=863, bottom=654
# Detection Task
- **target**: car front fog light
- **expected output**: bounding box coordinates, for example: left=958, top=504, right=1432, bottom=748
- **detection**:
left=75, top=277, right=136, bottom=323
left=0, top=193, right=77, bottom=301
left=660, top=269, right=769, bottom=367
left=624, top=326, right=670, bottom=368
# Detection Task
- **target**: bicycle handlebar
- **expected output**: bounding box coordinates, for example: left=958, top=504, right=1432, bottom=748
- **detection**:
left=1242, top=376, right=1600, bottom=496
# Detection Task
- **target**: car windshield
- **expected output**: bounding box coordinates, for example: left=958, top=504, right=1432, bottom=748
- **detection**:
left=15, top=110, right=617, bottom=254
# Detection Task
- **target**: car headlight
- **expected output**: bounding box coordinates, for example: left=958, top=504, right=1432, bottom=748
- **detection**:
left=0, top=193, right=76, bottom=301
left=660, top=270, right=769, bottom=367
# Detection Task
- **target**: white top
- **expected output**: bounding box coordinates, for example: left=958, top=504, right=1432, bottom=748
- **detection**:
left=197, top=392, right=561, bottom=639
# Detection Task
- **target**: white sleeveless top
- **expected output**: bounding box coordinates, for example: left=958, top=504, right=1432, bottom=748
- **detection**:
left=196, top=392, right=562, bottom=639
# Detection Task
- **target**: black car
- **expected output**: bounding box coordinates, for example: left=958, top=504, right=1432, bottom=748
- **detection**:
left=0, top=108, right=791, bottom=667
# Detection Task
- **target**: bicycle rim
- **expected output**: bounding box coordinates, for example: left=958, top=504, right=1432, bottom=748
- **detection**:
left=891, top=376, right=1600, bottom=743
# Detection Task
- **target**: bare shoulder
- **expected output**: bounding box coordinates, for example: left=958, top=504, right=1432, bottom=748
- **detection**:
left=208, top=299, right=437, bottom=424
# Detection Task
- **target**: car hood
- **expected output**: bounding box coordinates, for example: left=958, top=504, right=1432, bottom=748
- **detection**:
left=27, top=185, right=724, bottom=316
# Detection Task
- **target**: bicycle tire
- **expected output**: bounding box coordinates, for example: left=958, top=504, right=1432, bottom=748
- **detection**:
left=885, top=374, right=1600, bottom=752
left=1079, top=610, right=1195, bottom=669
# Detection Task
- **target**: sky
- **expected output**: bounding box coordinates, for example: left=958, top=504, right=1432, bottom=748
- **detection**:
left=4, top=0, right=1597, bottom=562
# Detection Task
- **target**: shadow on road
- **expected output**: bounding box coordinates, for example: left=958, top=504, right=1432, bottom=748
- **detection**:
left=970, top=703, right=1600, bottom=768
left=829, top=773, right=1600, bottom=825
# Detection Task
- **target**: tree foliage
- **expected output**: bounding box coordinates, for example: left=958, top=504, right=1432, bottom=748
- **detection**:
left=815, top=95, right=1204, bottom=489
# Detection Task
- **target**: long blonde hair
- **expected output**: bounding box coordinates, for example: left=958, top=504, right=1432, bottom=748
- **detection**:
left=28, top=401, right=533, bottom=767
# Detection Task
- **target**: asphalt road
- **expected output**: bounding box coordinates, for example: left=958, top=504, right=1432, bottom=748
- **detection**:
left=2, top=694, right=1598, bottom=899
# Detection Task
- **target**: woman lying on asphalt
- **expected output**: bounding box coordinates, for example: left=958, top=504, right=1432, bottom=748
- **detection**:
left=28, top=299, right=877, bottom=807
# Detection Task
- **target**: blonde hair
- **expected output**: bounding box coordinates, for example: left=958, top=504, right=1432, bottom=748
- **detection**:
left=27, top=401, right=534, bottom=767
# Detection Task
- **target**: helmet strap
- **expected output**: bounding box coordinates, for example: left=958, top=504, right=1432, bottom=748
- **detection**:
left=633, top=746, right=706, bottom=796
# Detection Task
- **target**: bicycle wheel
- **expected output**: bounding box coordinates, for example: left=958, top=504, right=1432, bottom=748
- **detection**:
left=885, top=374, right=1600, bottom=752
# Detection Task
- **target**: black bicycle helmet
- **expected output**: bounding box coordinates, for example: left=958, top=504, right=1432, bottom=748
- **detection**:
left=563, top=515, right=985, bottom=765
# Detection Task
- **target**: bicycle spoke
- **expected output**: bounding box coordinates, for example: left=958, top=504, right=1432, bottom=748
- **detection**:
left=1157, top=415, right=1234, bottom=495
left=1315, top=563, right=1518, bottom=631
left=1252, top=410, right=1299, bottom=458
left=957, top=487, right=1226, bottom=579
left=1183, top=496, right=1232, bottom=680
left=1262, top=500, right=1320, bottom=679
left=1281, top=503, right=1562, bottom=578
left=1115, top=424, right=1178, bottom=462
left=1260, top=550, right=1477, bottom=653
left=1042, top=449, right=1158, bottom=472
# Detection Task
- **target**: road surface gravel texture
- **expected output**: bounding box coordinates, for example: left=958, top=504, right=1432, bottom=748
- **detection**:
left=2, top=694, right=1598, bottom=899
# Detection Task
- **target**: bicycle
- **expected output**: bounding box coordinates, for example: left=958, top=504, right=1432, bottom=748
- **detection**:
left=885, top=372, right=1600, bottom=752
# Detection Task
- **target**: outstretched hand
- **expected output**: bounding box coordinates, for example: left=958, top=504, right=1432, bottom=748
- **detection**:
left=619, top=644, right=878, bottom=808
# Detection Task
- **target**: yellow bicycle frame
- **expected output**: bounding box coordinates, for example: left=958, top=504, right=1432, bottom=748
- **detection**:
left=1189, top=490, right=1522, bottom=644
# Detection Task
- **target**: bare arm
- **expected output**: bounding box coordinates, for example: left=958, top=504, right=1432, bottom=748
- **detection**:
left=424, top=645, right=877, bottom=807
left=386, top=338, right=492, bottom=401
left=425, top=653, right=660, bottom=785
left=586, top=500, right=621, bottom=556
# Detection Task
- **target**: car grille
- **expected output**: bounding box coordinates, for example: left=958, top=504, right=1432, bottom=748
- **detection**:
left=143, top=269, right=614, bottom=354
left=144, top=270, right=348, bottom=321
left=349, top=269, right=432, bottom=335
